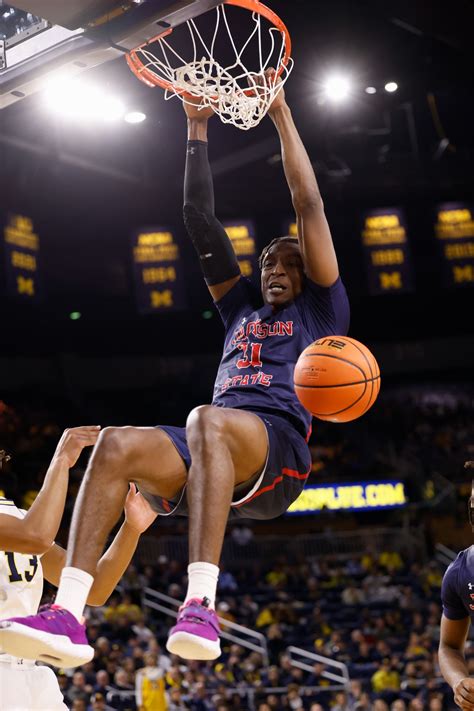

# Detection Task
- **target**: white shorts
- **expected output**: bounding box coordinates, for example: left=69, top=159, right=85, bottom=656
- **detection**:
left=0, top=657, right=67, bottom=710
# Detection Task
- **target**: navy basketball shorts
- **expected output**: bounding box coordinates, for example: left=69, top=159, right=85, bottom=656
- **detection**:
left=140, top=411, right=312, bottom=521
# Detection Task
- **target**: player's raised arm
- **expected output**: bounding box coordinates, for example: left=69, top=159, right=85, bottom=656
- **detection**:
left=0, top=427, right=100, bottom=554
left=42, top=484, right=157, bottom=606
left=266, top=71, right=339, bottom=288
left=182, top=99, right=241, bottom=302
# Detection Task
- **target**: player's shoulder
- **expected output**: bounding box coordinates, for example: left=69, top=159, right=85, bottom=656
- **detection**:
left=443, top=546, right=473, bottom=585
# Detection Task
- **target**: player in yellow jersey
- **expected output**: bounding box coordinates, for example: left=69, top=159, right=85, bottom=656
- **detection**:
left=0, top=427, right=157, bottom=710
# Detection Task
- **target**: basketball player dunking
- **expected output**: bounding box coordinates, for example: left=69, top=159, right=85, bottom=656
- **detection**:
left=0, top=72, right=349, bottom=664
left=0, top=430, right=157, bottom=709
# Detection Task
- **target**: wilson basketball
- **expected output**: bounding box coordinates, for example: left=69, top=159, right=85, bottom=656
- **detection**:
left=294, top=336, right=381, bottom=422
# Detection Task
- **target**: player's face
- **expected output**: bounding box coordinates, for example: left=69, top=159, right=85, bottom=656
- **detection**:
left=261, top=242, right=304, bottom=308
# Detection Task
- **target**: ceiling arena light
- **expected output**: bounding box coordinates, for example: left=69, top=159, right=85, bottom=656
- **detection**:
left=44, top=78, right=125, bottom=122
left=323, top=74, right=351, bottom=103
left=365, top=86, right=377, bottom=94
left=124, top=111, right=147, bottom=124
left=384, top=81, right=398, bottom=93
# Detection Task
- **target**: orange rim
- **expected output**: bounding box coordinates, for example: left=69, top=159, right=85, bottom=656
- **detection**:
left=126, top=0, right=292, bottom=93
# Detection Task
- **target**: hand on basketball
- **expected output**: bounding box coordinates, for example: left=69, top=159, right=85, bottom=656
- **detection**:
left=53, top=426, right=101, bottom=468
left=453, top=677, right=474, bottom=710
left=124, top=482, right=158, bottom=533
left=183, top=95, right=214, bottom=122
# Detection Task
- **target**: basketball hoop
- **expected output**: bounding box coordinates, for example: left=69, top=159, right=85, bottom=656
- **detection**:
left=126, top=0, right=293, bottom=130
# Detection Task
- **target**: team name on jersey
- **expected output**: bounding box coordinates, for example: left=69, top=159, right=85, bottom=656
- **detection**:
left=221, top=320, right=295, bottom=393
left=231, top=319, right=294, bottom=345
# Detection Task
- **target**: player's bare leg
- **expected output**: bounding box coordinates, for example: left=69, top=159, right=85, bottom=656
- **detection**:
left=186, top=405, right=268, bottom=564
left=167, top=405, right=268, bottom=660
left=0, top=427, right=187, bottom=668
left=64, top=426, right=187, bottom=574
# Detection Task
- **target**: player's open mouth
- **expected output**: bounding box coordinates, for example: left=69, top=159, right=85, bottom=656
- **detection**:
left=268, top=282, right=286, bottom=294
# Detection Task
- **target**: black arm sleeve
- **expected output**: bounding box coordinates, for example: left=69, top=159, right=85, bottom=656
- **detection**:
left=183, top=140, right=240, bottom=286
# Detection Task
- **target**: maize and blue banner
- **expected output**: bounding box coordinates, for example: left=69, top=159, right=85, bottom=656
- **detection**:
left=131, top=226, right=187, bottom=314
left=434, top=202, right=474, bottom=288
left=360, top=207, right=415, bottom=295
left=222, top=219, right=259, bottom=282
left=3, top=213, right=41, bottom=303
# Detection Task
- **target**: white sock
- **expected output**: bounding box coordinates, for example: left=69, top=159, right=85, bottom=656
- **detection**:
left=54, top=566, right=94, bottom=622
left=185, top=562, right=219, bottom=609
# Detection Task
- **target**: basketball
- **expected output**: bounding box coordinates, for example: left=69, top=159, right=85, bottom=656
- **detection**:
left=294, top=336, right=381, bottom=422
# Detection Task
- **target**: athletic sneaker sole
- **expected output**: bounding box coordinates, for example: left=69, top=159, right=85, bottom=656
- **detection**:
left=166, top=630, right=221, bottom=661
left=0, top=620, right=94, bottom=668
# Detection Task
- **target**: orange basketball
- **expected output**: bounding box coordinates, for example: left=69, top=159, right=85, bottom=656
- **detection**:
left=294, top=336, right=381, bottom=423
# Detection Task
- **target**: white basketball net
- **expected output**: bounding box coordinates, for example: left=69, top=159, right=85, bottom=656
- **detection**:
left=133, top=4, right=293, bottom=130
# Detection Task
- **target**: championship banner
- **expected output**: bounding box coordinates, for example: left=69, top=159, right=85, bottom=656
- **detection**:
left=360, top=207, right=415, bottom=295
left=287, top=480, right=406, bottom=516
left=223, top=220, right=259, bottom=281
left=131, top=227, right=186, bottom=314
left=2, top=213, right=41, bottom=303
left=282, top=218, right=298, bottom=238
left=434, top=202, right=474, bottom=287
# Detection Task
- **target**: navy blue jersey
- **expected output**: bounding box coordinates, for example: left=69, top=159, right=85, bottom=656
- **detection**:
left=441, top=546, right=474, bottom=622
left=212, top=275, right=350, bottom=437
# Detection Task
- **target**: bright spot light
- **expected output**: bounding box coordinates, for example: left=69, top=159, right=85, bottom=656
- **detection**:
left=365, top=86, right=377, bottom=94
left=124, top=111, right=147, bottom=124
left=44, top=79, right=125, bottom=121
left=384, top=81, right=398, bottom=93
left=69, top=311, right=81, bottom=321
left=323, top=75, right=351, bottom=103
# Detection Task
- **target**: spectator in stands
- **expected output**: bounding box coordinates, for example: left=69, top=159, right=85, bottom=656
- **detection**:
left=131, top=618, right=155, bottom=644
left=230, top=524, right=254, bottom=547
left=217, top=565, right=238, bottom=593
left=354, top=692, right=371, bottom=710
left=67, top=670, right=92, bottom=707
left=305, top=662, right=331, bottom=688
left=341, top=583, right=366, bottom=606
left=116, top=592, right=143, bottom=623
left=189, top=682, right=214, bottom=711
left=94, top=670, right=110, bottom=696
left=108, top=668, right=137, bottom=711
left=390, top=701, right=407, bottom=711
left=379, top=549, right=403, bottom=572
left=331, top=690, right=351, bottom=711
left=72, top=700, right=88, bottom=711
left=286, top=684, right=304, bottom=709
left=371, top=657, right=401, bottom=695
left=168, top=688, right=188, bottom=710
left=88, top=692, right=115, bottom=711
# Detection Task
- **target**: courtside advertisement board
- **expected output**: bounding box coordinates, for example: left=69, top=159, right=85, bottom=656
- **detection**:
left=287, top=480, right=406, bottom=515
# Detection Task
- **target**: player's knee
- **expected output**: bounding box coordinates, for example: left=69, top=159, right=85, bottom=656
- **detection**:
left=91, top=426, right=136, bottom=471
left=186, top=405, right=226, bottom=445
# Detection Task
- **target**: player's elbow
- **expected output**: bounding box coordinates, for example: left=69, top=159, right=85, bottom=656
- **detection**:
left=293, top=192, right=323, bottom=216
left=28, top=532, right=54, bottom=554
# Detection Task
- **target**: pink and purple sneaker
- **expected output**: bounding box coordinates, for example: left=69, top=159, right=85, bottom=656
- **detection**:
left=0, top=604, right=94, bottom=668
left=166, top=597, right=221, bottom=660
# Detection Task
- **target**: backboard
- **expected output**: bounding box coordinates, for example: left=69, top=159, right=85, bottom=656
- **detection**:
left=0, top=0, right=222, bottom=109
